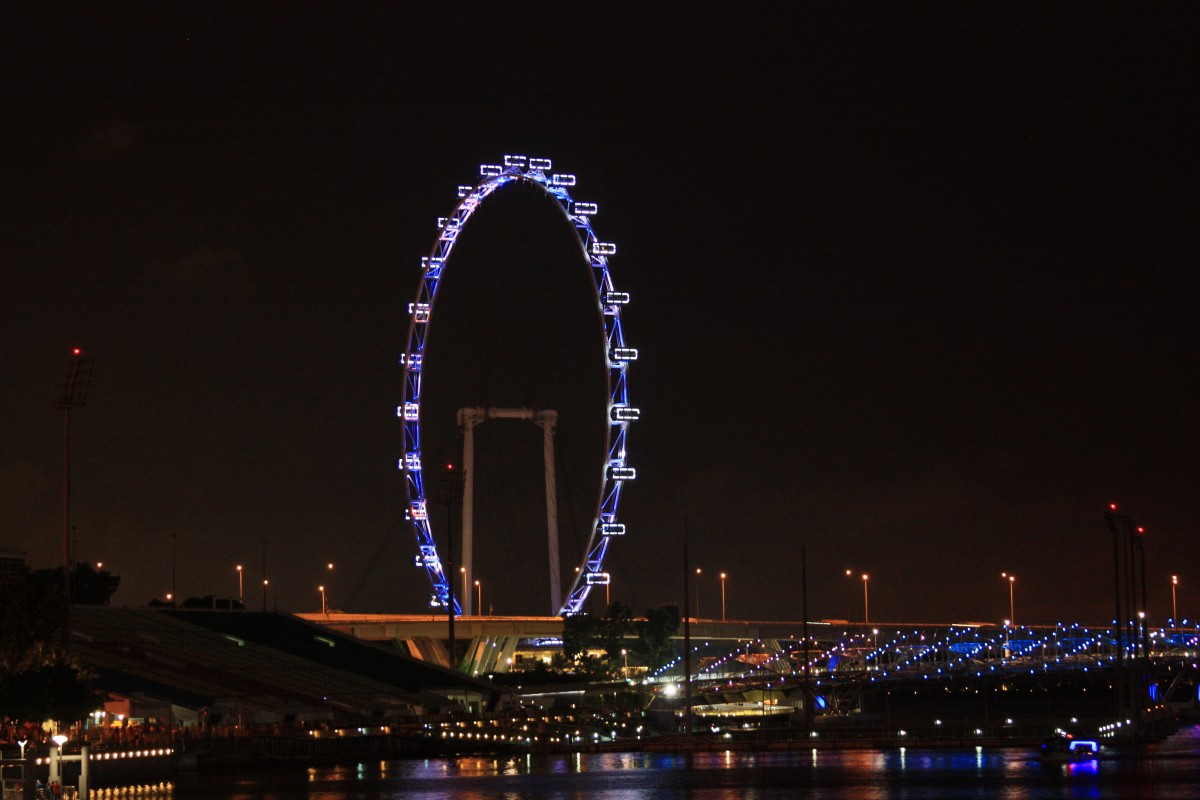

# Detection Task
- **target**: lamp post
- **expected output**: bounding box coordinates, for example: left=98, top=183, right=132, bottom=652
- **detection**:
left=695, top=568, right=702, bottom=617
left=236, top=565, right=244, bottom=605
left=1001, top=572, right=1015, bottom=625
left=474, top=580, right=482, bottom=616
left=1172, top=575, right=1179, bottom=625
left=437, top=464, right=465, bottom=660
left=720, top=572, right=727, bottom=621
left=845, top=569, right=870, bottom=624
left=56, top=347, right=94, bottom=646
left=460, top=567, right=469, bottom=612
left=48, top=734, right=68, bottom=788
left=318, top=585, right=327, bottom=616
left=325, top=562, right=334, bottom=611
left=262, top=578, right=269, bottom=612
left=621, top=648, right=628, bottom=678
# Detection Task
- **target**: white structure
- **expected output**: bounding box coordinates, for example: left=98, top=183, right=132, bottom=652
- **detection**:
left=457, top=407, right=561, bottom=615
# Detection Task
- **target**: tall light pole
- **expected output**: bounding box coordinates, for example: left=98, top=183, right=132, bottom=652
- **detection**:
left=720, top=572, right=727, bottom=621
left=474, top=579, right=482, bottom=616
left=236, top=565, right=244, bottom=605
left=318, top=585, right=327, bottom=616
left=437, top=464, right=464, bottom=664
left=695, top=568, right=702, bottom=618
left=1172, top=575, right=1179, bottom=625
left=460, top=566, right=469, bottom=612
left=846, top=570, right=869, bottom=623
left=56, top=347, right=94, bottom=644
left=1001, top=572, right=1015, bottom=624
left=325, top=562, right=334, bottom=612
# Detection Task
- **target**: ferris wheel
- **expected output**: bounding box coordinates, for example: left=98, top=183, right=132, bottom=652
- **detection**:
left=400, top=155, right=638, bottom=617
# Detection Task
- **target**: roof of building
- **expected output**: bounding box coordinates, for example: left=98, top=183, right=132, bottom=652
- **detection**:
left=69, top=606, right=498, bottom=723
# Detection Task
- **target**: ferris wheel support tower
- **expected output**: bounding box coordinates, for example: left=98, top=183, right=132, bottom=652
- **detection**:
left=457, top=407, right=561, bottom=615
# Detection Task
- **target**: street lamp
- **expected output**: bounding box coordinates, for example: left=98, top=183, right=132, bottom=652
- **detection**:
left=844, top=569, right=870, bottom=624
left=325, top=562, right=334, bottom=611
left=720, top=572, right=727, bottom=621
left=318, top=585, right=327, bottom=616
left=621, top=648, right=628, bottom=677
left=1001, top=572, right=1015, bottom=624
left=695, top=568, right=702, bottom=617
left=474, top=579, right=482, bottom=616
left=1172, top=575, right=1179, bottom=625
left=460, top=566, right=469, bottom=612
left=236, top=564, right=244, bottom=604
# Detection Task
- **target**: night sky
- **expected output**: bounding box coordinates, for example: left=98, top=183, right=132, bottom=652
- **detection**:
left=3, top=6, right=1196, bottom=625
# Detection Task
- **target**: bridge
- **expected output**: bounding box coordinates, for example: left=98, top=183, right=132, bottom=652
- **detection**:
left=299, top=613, right=1198, bottom=685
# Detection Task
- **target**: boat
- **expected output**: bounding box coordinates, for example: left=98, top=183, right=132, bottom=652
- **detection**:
left=1039, top=732, right=1099, bottom=764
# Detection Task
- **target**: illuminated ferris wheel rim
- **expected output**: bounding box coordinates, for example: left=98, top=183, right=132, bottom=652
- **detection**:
left=400, top=154, right=638, bottom=617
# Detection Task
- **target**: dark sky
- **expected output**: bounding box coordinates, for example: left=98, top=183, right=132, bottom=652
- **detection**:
left=2, top=6, right=1197, bottom=625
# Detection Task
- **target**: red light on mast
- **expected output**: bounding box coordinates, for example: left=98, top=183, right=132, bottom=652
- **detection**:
left=72, top=347, right=81, bottom=356
left=1108, top=503, right=1118, bottom=511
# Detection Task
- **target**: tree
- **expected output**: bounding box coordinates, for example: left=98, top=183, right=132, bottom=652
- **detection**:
left=561, top=603, right=636, bottom=679
left=634, top=603, right=681, bottom=671
left=0, top=568, right=104, bottom=728
left=68, top=563, right=121, bottom=605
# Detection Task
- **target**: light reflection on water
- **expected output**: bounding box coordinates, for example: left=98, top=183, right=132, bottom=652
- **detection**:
left=96, top=729, right=1200, bottom=800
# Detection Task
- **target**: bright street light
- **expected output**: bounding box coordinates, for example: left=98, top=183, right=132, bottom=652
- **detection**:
left=460, top=566, right=469, bottom=612
left=1172, top=575, right=1179, bottom=624
left=1001, top=572, right=1015, bottom=624
left=474, top=579, right=482, bottom=616
left=236, top=565, right=244, bottom=604
left=845, top=569, right=869, bottom=623
left=720, top=572, right=727, bottom=621
left=318, top=585, right=327, bottom=616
